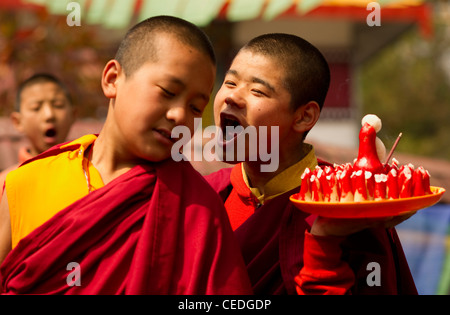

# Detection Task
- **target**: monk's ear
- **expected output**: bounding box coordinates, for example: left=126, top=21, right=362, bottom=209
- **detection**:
left=10, top=111, right=24, bottom=133
left=101, top=60, right=122, bottom=99
left=292, top=101, right=321, bottom=134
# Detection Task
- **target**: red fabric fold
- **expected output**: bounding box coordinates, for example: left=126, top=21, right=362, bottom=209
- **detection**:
left=1, top=158, right=252, bottom=295
left=225, top=165, right=261, bottom=231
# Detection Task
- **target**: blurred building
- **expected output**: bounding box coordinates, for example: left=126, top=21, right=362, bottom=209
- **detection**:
left=1, top=0, right=432, bottom=149
left=1, top=0, right=445, bottom=187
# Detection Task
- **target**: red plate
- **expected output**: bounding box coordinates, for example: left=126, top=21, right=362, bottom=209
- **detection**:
left=290, top=186, right=446, bottom=218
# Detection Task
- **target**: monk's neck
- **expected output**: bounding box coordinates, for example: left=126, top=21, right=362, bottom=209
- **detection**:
left=243, top=149, right=305, bottom=194
left=88, top=132, right=136, bottom=185
left=243, top=164, right=284, bottom=195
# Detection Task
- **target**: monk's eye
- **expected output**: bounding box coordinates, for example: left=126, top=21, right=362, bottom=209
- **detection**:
left=190, top=104, right=203, bottom=116
left=161, top=87, right=176, bottom=98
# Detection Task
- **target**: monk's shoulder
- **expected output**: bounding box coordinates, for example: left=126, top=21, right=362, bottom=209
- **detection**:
left=178, top=161, right=227, bottom=207
left=6, top=149, right=72, bottom=189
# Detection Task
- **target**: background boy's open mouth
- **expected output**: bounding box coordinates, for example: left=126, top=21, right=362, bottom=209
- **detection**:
left=44, top=128, right=57, bottom=143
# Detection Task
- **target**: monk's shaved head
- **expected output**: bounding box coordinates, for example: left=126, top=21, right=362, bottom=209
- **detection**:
left=115, top=15, right=216, bottom=77
left=241, top=33, right=330, bottom=110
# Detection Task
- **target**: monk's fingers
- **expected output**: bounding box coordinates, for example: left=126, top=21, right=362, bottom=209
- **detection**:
left=312, top=216, right=380, bottom=237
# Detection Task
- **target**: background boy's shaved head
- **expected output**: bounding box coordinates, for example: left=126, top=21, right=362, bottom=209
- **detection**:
left=241, top=33, right=330, bottom=110
left=15, top=73, right=72, bottom=111
left=115, top=15, right=216, bottom=77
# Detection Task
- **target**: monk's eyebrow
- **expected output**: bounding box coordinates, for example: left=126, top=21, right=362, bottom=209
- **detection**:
left=225, top=69, right=275, bottom=93
left=251, top=77, right=275, bottom=93
left=167, top=75, right=210, bottom=102
left=225, top=69, right=238, bottom=77
left=165, top=75, right=186, bottom=88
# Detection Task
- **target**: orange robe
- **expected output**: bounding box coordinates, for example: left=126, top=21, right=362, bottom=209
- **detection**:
left=5, top=135, right=103, bottom=248
left=0, top=147, right=34, bottom=201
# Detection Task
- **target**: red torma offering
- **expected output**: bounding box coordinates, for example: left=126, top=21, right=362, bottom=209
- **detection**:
left=298, top=114, right=433, bottom=203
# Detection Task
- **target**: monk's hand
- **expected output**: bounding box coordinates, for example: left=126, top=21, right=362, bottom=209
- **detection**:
left=310, top=212, right=416, bottom=237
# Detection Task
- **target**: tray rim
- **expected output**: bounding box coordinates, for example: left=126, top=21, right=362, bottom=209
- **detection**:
left=289, top=186, right=446, bottom=218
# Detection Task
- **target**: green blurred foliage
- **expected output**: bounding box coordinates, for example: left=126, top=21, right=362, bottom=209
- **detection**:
left=361, top=19, right=450, bottom=161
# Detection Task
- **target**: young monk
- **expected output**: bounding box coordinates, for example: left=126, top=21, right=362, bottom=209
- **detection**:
left=0, top=73, right=76, bottom=200
left=0, top=16, right=252, bottom=295
left=205, top=33, right=417, bottom=295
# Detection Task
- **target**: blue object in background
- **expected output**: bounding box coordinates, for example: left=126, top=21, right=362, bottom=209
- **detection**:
left=396, top=203, right=450, bottom=295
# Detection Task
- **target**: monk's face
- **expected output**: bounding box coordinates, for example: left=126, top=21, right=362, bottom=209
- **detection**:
left=213, top=50, right=294, bottom=163
left=12, top=82, right=76, bottom=156
left=106, top=35, right=216, bottom=163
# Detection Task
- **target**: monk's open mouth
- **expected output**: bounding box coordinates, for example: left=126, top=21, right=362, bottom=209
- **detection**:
left=220, top=113, right=244, bottom=142
left=44, top=128, right=58, bottom=144
left=45, top=128, right=57, bottom=138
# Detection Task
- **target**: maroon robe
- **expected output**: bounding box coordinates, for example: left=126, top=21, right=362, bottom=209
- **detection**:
left=205, top=165, right=417, bottom=295
left=0, top=145, right=252, bottom=295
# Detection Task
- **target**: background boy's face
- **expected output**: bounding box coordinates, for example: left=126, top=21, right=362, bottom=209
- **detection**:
left=109, top=35, right=216, bottom=163
left=213, top=50, right=294, bottom=163
left=12, top=82, right=76, bottom=156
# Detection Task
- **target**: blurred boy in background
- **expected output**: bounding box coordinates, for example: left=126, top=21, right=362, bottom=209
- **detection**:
left=0, top=74, right=77, bottom=198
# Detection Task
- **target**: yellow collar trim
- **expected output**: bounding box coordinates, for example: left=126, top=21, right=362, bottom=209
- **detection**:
left=243, top=144, right=318, bottom=204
